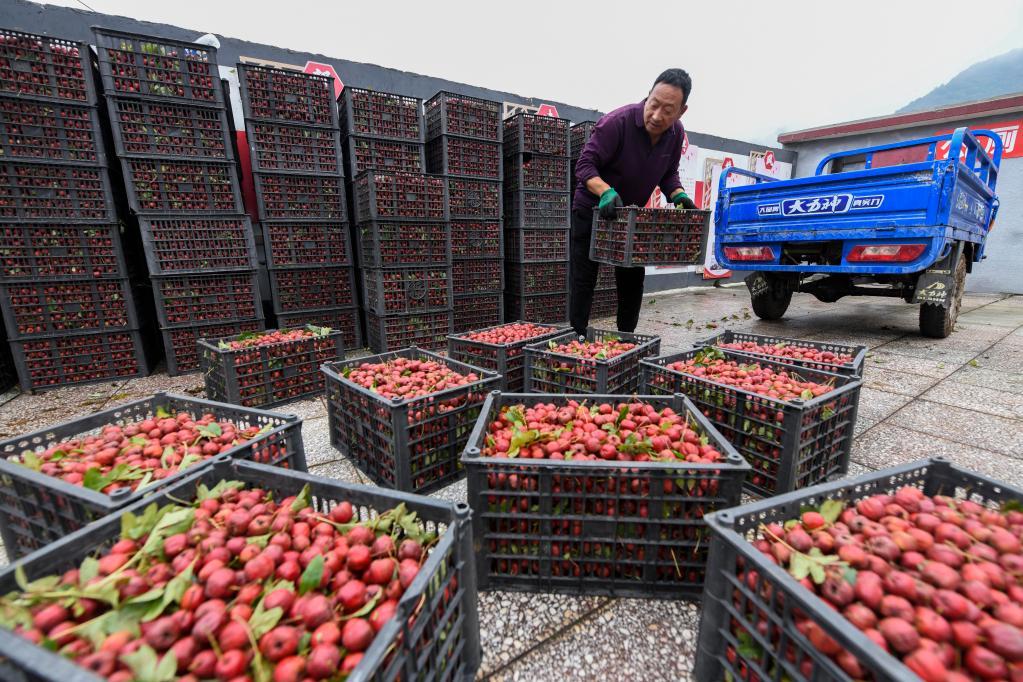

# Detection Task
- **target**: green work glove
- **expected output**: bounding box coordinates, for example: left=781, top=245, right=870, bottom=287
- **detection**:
left=598, top=187, right=623, bottom=220
left=672, top=191, right=697, bottom=210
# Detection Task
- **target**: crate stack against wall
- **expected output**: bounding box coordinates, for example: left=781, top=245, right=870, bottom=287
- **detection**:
left=237, top=65, right=359, bottom=351
left=0, top=29, right=152, bottom=391
left=569, top=120, right=616, bottom=318
left=425, top=92, right=504, bottom=332
left=340, top=87, right=453, bottom=351
left=503, top=113, right=571, bottom=324
left=93, top=28, right=261, bottom=376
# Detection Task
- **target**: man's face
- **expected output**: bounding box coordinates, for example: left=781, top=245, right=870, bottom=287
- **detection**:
left=644, top=83, right=687, bottom=137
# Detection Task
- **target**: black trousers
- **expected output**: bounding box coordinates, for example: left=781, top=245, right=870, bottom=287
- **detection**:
left=569, top=207, right=645, bottom=335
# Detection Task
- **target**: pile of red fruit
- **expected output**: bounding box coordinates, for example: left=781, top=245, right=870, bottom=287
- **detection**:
left=482, top=399, right=724, bottom=464
left=548, top=338, right=636, bottom=361
left=12, top=408, right=270, bottom=493
left=667, top=349, right=835, bottom=401
left=462, top=322, right=556, bottom=346
left=1, top=481, right=439, bottom=680
left=740, top=486, right=1023, bottom=680
left=341, top=357, right=479, bottom=400
left=218, top=328, right=325, bottom=351
left=717, top=340, right=854, bottom=368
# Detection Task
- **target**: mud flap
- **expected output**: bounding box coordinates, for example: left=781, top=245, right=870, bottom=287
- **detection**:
left=912, top=242, right=963, bottom=308
left=745, top=272, right=771, bottom=298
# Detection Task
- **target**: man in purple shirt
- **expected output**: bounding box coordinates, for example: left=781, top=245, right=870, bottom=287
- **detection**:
left=571, top=68, right=695, bottom=335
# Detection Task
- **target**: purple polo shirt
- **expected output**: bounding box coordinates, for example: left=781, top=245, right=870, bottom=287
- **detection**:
left=573, top=100, right=685, bottom=213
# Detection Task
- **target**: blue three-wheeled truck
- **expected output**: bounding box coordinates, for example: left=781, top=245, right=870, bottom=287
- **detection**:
left=714, top=127, right=1002, bottom=338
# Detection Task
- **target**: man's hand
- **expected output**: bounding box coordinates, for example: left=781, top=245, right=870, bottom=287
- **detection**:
left=598, top=187, right=623, bottom=220
left=671, top=191, right=697, bottom=210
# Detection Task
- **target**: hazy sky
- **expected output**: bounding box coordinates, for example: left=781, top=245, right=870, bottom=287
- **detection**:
left=41, top=0, right=1023, bottom=145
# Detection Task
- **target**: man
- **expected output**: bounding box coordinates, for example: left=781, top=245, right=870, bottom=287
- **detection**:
left=570, top=68, right=695, bottom=336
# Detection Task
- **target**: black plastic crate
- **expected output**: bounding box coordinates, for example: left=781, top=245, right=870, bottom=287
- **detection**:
left=0, top=456, right=480, bottom=681
left=0, top=278, right=139, bottom=339
left=339, top=86, right=424, bottom=141
left=345, top=134, right=425, bottom=175
left=447, top=320, right=565, bottom=392
left=269, top=265, right=356, bottom=313
left=276, top=305, right=363, bottom=351
left=504, top=190, right=570, bottom=228
left=0, top=98, right=104, bottom=164
left=596, top=266, right=616, bottom=289
left=121, top=157, right=240, bottom=214
left=152, top=270, right=262, bottom=328
left=262, top=220, right=352, bottom=268
left=0, top=392, right=304, bottom=558
left=425, top=90, right=501, bottom=141
left=504, top=226, right=570, bottom=262
left=694, top=458, right=1019, bottom=682
left=354, top=170, right=447, bottom=223
left=359, top=220, right=450, bottom=268
left=453, top=292, right=503, bottom=333
left=324, top=347, right=499, bottom=493
left=93, top=27, right=223, bottom=105
left=452, top=219, right=502, bottom=259
left=504, top=290, right=568, bottom=325
left=506, top=260, right=568, bottom=295
left=591, top=207, right=710, bottom=267
left=503, top=112, right=571, bottom=156
left=0, top=29, right=96, bottom=104
left=504, top=153, right=570, bottom=191
left=0, top=222, right=126, bottom=281
left=362, top=265, right=453, bottom=315
left=161, top=318, right=264, bottom=376
left=0, top=160, right=113, bottom=220
left=641, top=348, right=862, bottom=497
left=525, top=327, right=661, bottom=394
left=448, top=178, right=501, bottom=219
left=427, top=135, right=502, bottom=180
left=366, top=310, right=452, bottom=352
left=570, top=120, right=597, bottom=158
left=453, top=258, right=502, bottom=294
left=694, top=330, right=867, bottom=377
left=138, top=214, right=257, bottom=274
left=253, top=171, right=346, bottom=220
left=236, top=63, right=338, bottom=127
left=10, top=328, right=151, bottom=393
left=245, top=119, right=344, bottom=174
left=107, top=96, right=233, bottom=160
left=591, top=286, right=618, bottom=318
left=200, top=326, right=344, bottom=408
left=463, top=391, right=749, bottom=597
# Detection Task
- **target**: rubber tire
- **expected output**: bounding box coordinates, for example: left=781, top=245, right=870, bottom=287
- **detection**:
left=750, top=279, right=793, bottom=321
left=919, top=250, right=966, bottom=338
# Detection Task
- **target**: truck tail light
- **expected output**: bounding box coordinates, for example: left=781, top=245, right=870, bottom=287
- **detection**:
left=723, top=246, right=775, bottom=262
left=847, top=244, right=926, bottom=262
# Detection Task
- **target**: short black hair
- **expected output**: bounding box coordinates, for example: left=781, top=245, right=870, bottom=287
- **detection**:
left=652, top=68, right=692, bottom=104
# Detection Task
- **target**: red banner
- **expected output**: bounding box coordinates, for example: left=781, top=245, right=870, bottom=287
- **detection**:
left=934, top=119, right=1022, bottom=160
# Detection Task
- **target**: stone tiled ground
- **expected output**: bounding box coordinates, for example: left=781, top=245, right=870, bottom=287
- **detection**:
left=0, top=286, right=1021, bottom=680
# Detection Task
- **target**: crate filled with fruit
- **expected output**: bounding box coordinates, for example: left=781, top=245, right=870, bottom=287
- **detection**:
left=0, top=393, right=305, bottom=558
left=695, top=330, right=867, bottom=377
left=199, top=326, right=345, bottom=409
left=0, top=457, right=480, bottom=681
left=524, top=327, right=660, bottom=394
left=591, top=206, right=710, bottom=267
left=462, top=392, right=749, bottom=597
left=322, top=348, right=499, bottom=493
left=642, top=347, right=862, bottom=497
left=695, top=458, right=1023, bottom=682
left=448, top=321, right=566, bottom=392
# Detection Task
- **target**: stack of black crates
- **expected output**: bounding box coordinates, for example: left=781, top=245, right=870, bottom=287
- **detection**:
left=340, top=87, right=452, bottom=351
left=569, top=120, right=616, bottom=318
left=425, top=92, right=504, bottom=333
left=0, top=29, right=151, bottom=391
left=93, top=28, right=260, bottom=376
left=236, top=65, right=358, bottom=351
left=502, top=113, right=571, bottom=324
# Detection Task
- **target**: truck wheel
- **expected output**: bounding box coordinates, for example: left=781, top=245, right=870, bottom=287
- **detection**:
left=751, top=279, right=793, bottom=321
left=919, top=251, right=966, bottom=338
